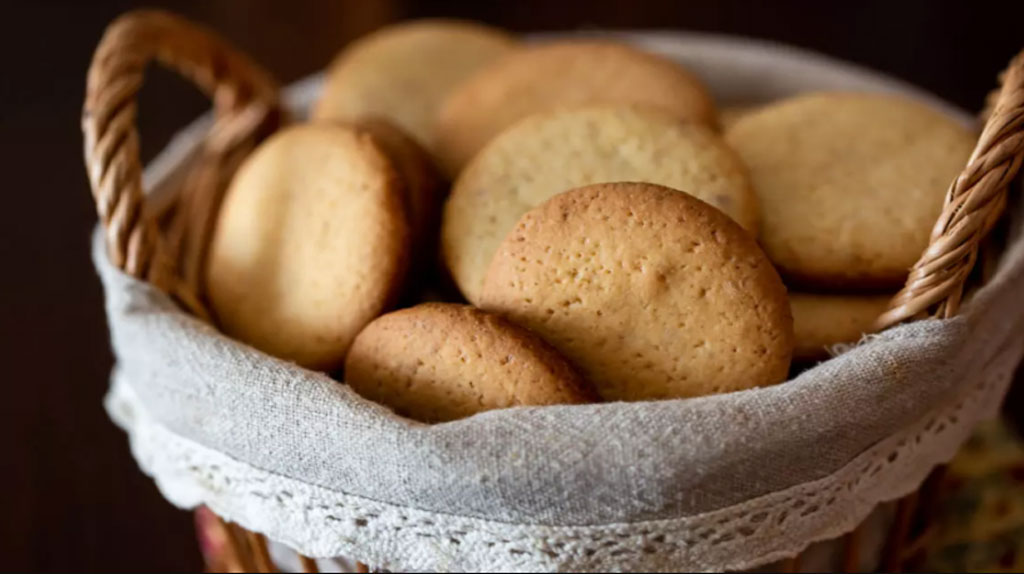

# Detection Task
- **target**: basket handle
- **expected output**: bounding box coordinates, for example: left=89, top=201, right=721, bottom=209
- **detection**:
left=878, top=50, right=1024, bottom=328
left=82, top=9, right=279, bottom=310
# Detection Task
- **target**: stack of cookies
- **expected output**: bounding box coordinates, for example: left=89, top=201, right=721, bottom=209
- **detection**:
left=202, top=20, right=976, bottom=423
left=723, top=94, right=974, bottom=360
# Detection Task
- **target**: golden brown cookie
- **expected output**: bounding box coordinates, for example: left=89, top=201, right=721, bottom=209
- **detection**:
left=725, top=92, right=975, bottom=288
left=345, top=303, right=595, bottom=422
left=352, top=118, right=442, bottom=251
left=442, top=106, right=758, bottom=303
left=480, top=182, right=793, bottom=401
left=206, top=124, right=410, bottom=370
left=312, top=19, right=515, bottom=164
left=434, top=40, right=717, bottom=176
left=719, top=104, right=759, bottom=132
left=790, top=292, right=892, bottom=362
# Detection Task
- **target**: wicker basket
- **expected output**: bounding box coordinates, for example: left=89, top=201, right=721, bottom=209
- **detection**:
left=83, top=10, right=1024, bottom=573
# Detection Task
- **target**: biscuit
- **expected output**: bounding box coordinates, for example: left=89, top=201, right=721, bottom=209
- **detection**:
left=480, top=182, right=793, bottom=401
left=790, top=292, right=892, bottom=362
left=345, top=303, right=594, bottom=422
left=442, top=106, right=758, bottom=303
left=725, top=92, right=975, bottom=288
left=352, top=118, right=442, bottom=252
left=719, top=104, right=758, bottom=132
left=434, top=40, right=717, bottom=176
left=206, top=124, right=410, bottom=370
left=312, top=20, right=515, bottom=164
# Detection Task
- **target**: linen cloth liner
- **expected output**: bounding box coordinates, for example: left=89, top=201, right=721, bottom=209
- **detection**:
left=99, top=32, right=1024, bottom=572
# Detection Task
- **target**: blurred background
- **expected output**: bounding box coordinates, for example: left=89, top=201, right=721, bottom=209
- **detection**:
left=3, top=0, right=1024, bottom=571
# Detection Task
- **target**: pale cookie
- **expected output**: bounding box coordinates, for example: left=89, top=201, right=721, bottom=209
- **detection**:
left=434, top=40, right=717, bottom=175
left=442, top=106, right=758, bottom=303
left=480, top=182, right=793, bottom=401
left=345, top=303, right=595, bottom=422
left=726, top=92, right=975, bottom=288
left=206, top=124, right=410, bottom=371
left=790, top=292, right=892, bottom=362
left=312, top=20, right=515, bottom=164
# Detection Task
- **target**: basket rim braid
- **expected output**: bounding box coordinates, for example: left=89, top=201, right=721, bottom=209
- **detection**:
left=84, top=11, right=1024, bottom=573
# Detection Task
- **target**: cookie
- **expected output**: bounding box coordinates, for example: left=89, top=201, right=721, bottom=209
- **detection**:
left=312, top=20, right=515, bottom=164
left=206, top=124, right=410, bottom=370
left=719, top=104, right=758, bottom=132
left=725, top=92, right=976, bottom=288
left=480, top=182, right=793, bottom=401
left=434, top=40, right=717, bottom=176
left=442, top=106, right=758, bottom=303
left=352, top=118, right=442, bottom=252
left=345, top=303, right=594, bottom=422
left=790, top=292, right=892, bottom=362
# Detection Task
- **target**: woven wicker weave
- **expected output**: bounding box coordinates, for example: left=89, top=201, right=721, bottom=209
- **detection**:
left=82, top=10, right=1024, bottom=573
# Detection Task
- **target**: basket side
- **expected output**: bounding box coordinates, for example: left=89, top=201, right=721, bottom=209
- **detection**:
left=82, top=9, right=280, bottom=316
left=878, top=51, right=1024, bottom=327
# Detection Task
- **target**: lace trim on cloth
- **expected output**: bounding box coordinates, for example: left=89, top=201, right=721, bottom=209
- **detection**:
left=106, top=353, right=1015, bottom=573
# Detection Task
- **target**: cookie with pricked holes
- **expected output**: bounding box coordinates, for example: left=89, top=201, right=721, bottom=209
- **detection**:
left=434, top=40, right=717, bottom=176
left=345, top=303, right=595, bottom=422
left=353, top=117, right=443, bottom=252
left=442, top=106, right=757, bottom=303
left=726, top=92, right=975, bottom=288
left=480, top=182, right=793, bottom=401
left=206, top=123, right=410, bottom=370
left=313, top=19, right=515, bottom=166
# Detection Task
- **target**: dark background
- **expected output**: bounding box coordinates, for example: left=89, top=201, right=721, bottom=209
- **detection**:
left=4, top=0, right=1023, bottom=571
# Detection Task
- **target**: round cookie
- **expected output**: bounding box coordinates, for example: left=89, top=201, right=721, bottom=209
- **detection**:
left=352, top=118, right=442, bottom=251
left=345, top=303, right=595, bottom=422
left=206, top=124, right=410, bottom=371
left=790, top=292, right=892, bottom=362
left=434, top=40, right=717, bottom=176
left=719, top=104, right=759, bottom=132
left=312, top=20, right=515, bottom=163
left=480, top=182, right=794, bottom=402
left=442, top=106, right=758, bottom=303
left=725, top=92, right=976, bottom=288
